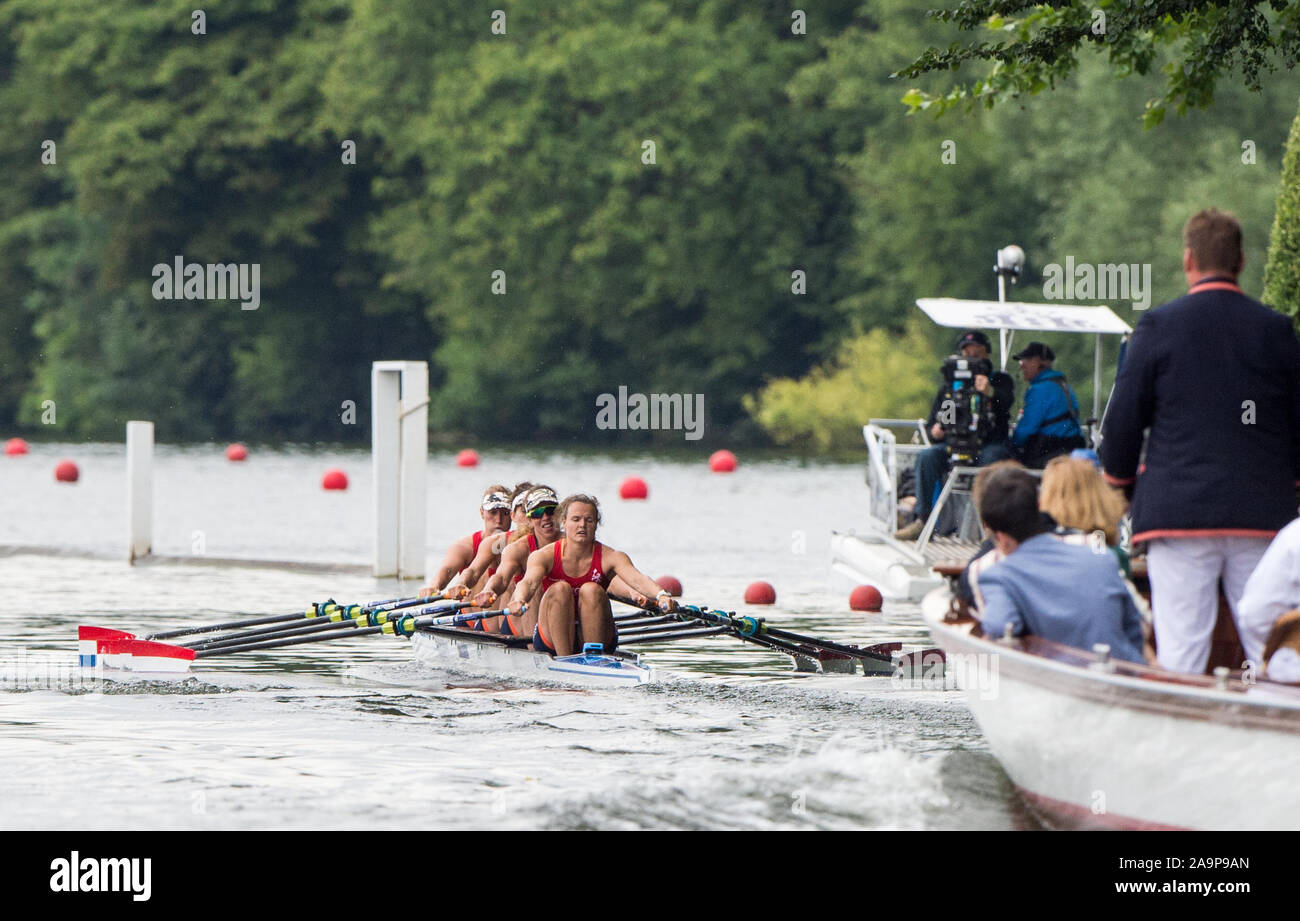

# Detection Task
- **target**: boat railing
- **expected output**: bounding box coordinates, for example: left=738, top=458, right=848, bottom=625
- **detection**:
left=863, top=421, right=930, bottom=531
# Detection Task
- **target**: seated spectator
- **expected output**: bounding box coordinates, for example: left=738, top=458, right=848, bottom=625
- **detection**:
left=1039, top=455, right=1131, bottom=576
left=1236, top=516, right=1300, bottom=674
left=957, top=460, right=1027, bottom=612
left=1009, top=342, right=1086, bottom=468
left=974, top=467, right=1146, bottom=663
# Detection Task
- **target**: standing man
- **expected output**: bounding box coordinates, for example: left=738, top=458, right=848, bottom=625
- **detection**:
left=1008, top=342, right=1085, bottom=468
left=1101, top=209, right=1300, bottom=674
left=897, top=330, right=1014, bottom=540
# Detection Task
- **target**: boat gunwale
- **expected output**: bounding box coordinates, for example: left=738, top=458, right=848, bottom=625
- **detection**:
left=924, top=598, right=1300, bottom=733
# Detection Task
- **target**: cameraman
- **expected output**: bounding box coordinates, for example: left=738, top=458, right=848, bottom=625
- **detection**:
left=896, top=331, right=1014, bottom=540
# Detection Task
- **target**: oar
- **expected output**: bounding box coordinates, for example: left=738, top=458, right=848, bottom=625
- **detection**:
left=610, top=594, right=894, bottom=666
left=189, top=601, right=469, bottom=652
left=192, top=607, right=511, bottom=659
left=147, top=593, right=443, bottom=641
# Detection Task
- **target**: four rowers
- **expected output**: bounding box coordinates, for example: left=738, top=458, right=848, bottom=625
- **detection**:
left=430, top=485, right=675, bottom=656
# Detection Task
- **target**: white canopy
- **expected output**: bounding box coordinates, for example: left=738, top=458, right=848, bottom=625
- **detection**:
left=916, top=298, right=1132, bottom=335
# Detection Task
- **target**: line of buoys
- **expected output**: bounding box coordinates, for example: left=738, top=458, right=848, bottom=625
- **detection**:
left=655, top=575, right=683, bottom=597
left=709, top=450, right=737, bottom=473
left=456, top=449, right=479, bottom=468
left=225, top=443, right=248, bottom=462
left=54, top=459, right=79, bottom=483
left=743, top=581, right=776, bottom=605
left=5, top=437, right=29, bottom=456
left=619, top=476, right=648, bottom=500
left=849, top=584, right=883, bottom=612
left=322, top=468, right=349, bottom=491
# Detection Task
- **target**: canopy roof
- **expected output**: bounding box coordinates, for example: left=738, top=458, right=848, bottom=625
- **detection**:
left=917, top=298, right=1132, bottom=335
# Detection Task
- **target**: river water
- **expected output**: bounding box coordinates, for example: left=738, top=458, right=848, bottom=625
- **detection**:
left=0, top=442, right=1033, bottom=829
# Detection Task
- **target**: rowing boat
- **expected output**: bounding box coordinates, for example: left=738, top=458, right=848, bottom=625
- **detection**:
left=410, top=625, right=655, bottom=687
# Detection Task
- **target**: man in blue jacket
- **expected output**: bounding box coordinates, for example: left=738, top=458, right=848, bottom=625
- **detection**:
left=1009, top=342, right=1085, bottom=468
left=1100, top=208, right=1300, bottom=674
left=976, top=467, right=1146, bottom=663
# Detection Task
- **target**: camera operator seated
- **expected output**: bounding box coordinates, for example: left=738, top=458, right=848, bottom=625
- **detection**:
left=896, top=330, right=1014, bottom=541
left=1008, top=341, right=1086, bottom=469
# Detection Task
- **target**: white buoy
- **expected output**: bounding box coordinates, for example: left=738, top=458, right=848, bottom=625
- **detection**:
left=372, top=361, right=428, bottom=579
left=126, top=420, right=154, bottom=563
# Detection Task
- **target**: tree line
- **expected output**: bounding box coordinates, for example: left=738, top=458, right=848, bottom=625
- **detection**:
left=0, top=0, right=1296, bottom=451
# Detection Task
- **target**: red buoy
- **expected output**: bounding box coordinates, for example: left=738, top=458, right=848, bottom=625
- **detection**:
left=456, top=449, right=479, bottom=468
left=225, top=443, right=248, bottom=462
left=4, top=438, right=29, bottom=456
left=619, top=476, right=648, bottom=500
left=709, top=450, right=737, bottom=473
left=656, top=576, right=683, bottom=597
left=322, top=468, right=348, bottom=491
left=744, top=581, right=776, bottom=605
left=54, top=459, right=79, bottom=483
left=850, top=584, right=884, bottom=612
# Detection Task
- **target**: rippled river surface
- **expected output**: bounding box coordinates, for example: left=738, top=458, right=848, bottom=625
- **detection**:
left=0, top=443, right=1032, bottom=830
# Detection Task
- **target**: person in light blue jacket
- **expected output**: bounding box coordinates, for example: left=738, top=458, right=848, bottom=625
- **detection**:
left=975, top=467, right=1146, bottom=664
left=1009, top=342, right=1086, bottom=468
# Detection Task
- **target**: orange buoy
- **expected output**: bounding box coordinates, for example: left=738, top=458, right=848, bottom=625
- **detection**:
left=322, top=468, right=348, bottom=491
left=744, top=581, right=776, bottom=605
left=5, top=438, right=29, bottom=456
left=225, top=443, right=248, bottom=462
left=619, top=476, right=648, bottom=500
left=54, top=459, right=79, bottom=483
left=709, top=450, right=737, bottom=473
left=656, top=576, right=683, bottom=597
left=850, top=584, right=884, bottom=612
left=456, top=449, right=479, bottom=467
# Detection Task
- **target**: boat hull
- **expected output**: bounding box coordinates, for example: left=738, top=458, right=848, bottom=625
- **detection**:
left=829, top=530, right=942, bottom=602
left=923, top=589, right=1300, bottom=830
left=411, top=626, right=655, bottom=687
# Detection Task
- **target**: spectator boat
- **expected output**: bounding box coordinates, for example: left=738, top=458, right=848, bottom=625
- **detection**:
left=831, top=287, right=1132, bottom=601
left=921, top=586, right=1300, bottom=830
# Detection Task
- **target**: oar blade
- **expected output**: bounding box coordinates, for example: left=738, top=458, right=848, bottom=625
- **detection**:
left=78, top=626, right=195, bottom=672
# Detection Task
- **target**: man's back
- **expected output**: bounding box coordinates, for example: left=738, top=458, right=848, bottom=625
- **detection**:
left=978, top=533, right=1146, bottom=663
left=1101, top=283, right=1300, bottom=537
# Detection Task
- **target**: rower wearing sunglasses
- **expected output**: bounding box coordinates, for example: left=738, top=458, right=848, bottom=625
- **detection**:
left=421, top=484, right=512, bottom=600
left=453, top=485, right=564, bottom=637
left=505, top=493, right=676, bottom=657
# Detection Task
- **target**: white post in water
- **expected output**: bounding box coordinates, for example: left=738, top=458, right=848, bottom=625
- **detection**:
left=372, top=361, right=429, bottom=579
left=126, top=420, right=154, bottom=564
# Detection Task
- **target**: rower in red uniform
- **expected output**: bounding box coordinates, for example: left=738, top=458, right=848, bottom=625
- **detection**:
left=505, top=493, right=675, bottom=657
left=422, top=485, right=511, bottom=598
left=460, top=485, right=561, bottom=635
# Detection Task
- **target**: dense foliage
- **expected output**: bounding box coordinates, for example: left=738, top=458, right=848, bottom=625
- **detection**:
left=0, top=0, right=1295, bottom=451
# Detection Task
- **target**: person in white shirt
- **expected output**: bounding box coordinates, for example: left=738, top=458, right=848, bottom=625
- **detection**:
left=1237, top=517, right=1300, bottom=680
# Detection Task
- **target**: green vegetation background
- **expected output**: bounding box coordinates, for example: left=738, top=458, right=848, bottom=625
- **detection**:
left=0, top=0, right=1296, bottom=452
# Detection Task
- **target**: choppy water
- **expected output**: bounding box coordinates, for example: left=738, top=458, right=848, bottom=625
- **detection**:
left=0, top=443, right=1030, bottom=829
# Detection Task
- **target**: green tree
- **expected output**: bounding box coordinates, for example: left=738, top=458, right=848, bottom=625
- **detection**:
left=1264, top=97, right=1300, bottom=323
left=897, top=1, right=1300, bottom=126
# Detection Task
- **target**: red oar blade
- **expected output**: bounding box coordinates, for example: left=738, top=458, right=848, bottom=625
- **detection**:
left=78, top=626, right=194, bottom=672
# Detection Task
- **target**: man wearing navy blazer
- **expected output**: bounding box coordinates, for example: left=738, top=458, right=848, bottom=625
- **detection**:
left=1100, top=209, right=1300, bottom=674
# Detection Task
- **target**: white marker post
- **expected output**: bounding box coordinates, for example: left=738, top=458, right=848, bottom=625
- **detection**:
left=126, top=421, right=154, bottom=563
left=372, top=362, right=429, bottom=579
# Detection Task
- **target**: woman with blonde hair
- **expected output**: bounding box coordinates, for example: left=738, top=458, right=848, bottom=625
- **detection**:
left=1039, top=456, right=1127, bottom=547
